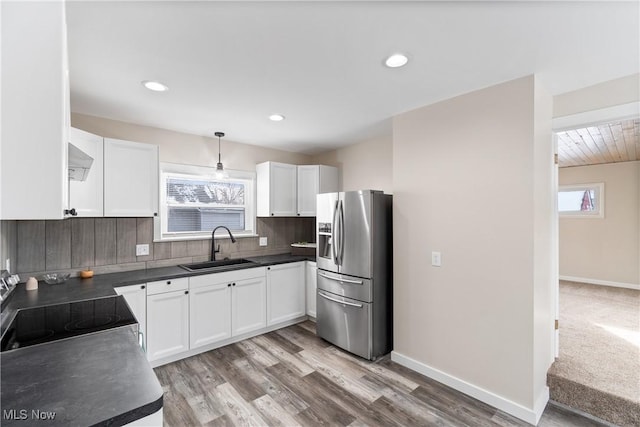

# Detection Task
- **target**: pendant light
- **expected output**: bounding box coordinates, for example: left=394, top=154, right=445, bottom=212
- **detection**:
left=214, top=131, right=228, bottom=179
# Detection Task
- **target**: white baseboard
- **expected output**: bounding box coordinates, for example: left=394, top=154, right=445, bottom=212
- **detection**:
left=559, top=275, right=640, bottom=291
left=391, top=351, right=547, bottom=425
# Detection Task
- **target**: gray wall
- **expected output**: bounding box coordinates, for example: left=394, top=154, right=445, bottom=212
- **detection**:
left=0, top=217, right=314, bottom=279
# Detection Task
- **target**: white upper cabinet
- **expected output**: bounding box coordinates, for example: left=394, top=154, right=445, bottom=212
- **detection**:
left=104, top=138, right=159, bottom=217
left=257, top=162, right=338, bottom=217
left=1, top=2, right=70, bottom=219
left=296, top=165, right=338, bottom=217
left=69, top=128, right=104, bottom=217
left=256, top=161, right=297, bottom=217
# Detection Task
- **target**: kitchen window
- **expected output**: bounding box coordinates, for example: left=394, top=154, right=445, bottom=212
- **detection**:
left=155, top=163, right=256, bottom=240
left=558, top=183, right=604, bottom=218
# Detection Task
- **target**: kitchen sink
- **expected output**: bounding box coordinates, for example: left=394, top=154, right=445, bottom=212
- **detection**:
left=179, top=258, right=257, bottom=272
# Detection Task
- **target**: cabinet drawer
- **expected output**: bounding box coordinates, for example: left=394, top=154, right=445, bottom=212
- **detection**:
left=189, top=267, right=266, bottom=289
left=147, top=277, right=188, bottom=295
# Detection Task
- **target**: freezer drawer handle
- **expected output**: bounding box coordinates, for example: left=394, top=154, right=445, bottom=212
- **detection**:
left=318, top=272, right=363, bottom=285
left=318, top=291, right=363, bottom=308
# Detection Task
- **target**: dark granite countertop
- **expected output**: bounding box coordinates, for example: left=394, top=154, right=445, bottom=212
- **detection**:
left=5, top=253, right=314, bottom=313
left=1, top=327, right=163, bottom=427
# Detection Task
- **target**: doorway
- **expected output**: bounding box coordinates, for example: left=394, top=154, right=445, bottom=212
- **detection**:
left=549, top=107, right=640, bottom=425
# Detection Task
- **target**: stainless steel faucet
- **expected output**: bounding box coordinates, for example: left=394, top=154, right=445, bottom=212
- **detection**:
left=211, top=226, right=237, bottom=261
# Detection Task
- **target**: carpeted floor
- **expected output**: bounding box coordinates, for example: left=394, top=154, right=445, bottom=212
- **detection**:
left=547, top=281, right=640, bottom=426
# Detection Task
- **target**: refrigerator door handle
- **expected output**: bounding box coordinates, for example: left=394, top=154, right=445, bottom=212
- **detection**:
left=331, top=200, right=340, bottom=265
left=337, top=199, right=345, bottom=265
left=318, top=272, right=363, bottom=285
left=318, top=291, right=363, bottom=308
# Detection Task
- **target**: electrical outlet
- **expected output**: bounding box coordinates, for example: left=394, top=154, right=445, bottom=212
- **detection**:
left=136, top=244, right=150, bottom=256
left=259, top=237, right=268, bottom=247
left=431, top=251, right=442, bottom=267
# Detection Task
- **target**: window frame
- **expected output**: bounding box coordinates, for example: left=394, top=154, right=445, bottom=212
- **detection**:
left=154, top=162, right=257, bottom=241
left=558, top=182, right=605, bottom=219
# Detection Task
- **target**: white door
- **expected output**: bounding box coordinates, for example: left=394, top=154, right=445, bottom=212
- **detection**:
left=114, top=284, right=147, bottom=349
left=267, top=262, right=306, bottom=326
left=297, top=165, right=319, bottom=216
left=270, top=162, right=297, bottom=216
left=190, top=282, right=231, bottom=348
left=104, top=138, right=159, bottom=217
left=146, top=290, right=189, bottom=361
left=306, top=261, right=317, bottom=317
left=232, top=276, right=266, bottom=336
left=69, top=127, right=104, bottom=217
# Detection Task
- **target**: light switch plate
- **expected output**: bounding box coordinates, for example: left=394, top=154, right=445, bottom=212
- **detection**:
left=431, top=251, right=442, bottom=267
left=259, top=237, right=268, bottom=247
left=136, top=244, right=150, bottom=256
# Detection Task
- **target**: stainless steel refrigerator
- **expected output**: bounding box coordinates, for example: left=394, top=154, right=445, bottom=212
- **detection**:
left=316, top=190, right=392, bottom=360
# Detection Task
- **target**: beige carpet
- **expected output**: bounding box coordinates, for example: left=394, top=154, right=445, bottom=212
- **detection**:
left=547, top=281, right=640, bottom=426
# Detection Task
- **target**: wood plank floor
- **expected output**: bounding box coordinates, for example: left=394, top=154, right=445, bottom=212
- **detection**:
left=155, top=321, right=604, bottom=427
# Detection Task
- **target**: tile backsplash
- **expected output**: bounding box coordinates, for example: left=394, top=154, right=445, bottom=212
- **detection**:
left=0, top=217, right=314, bottom=279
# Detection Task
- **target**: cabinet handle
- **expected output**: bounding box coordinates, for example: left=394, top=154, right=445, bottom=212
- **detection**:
left=64, top=208, right=77, bottom=216
left=185, top=290, right=189, bottom=295
left=154, top=212, right=158, bottom=216
left=297, top=213, right=300, bottom=216
left=232, top=282, right=236, bottom=286
left=271, top=213, right=274, bottom=216
left=227, top=283, right=231, bottom=287
left=141, top=285, right=145, bottom=289
left=267, top=267, right=270, bottom=270
left=167, top=281, right=171, bottom=285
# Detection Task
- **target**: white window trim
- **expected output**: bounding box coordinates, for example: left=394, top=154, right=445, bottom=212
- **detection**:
left=558, top=182, right=605, bottom=219
left=154, top=162, right=257, bottom=242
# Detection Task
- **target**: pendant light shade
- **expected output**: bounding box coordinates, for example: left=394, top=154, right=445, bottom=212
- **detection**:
left=214, top=131, right=228, bottom=179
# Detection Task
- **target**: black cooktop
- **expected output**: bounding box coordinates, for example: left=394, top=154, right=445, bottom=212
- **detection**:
left=1, top=295, right=137, bottom=352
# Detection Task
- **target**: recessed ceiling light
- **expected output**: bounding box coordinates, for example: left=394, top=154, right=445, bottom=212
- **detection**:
left=269, top=114, right=285, bottom=122
left=141, top=80, right=169, bottom=92
left=384, top=53, right=409, bottom=68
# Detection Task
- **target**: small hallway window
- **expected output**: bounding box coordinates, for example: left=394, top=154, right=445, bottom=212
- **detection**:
left=558, top=183, right=604, bottom=218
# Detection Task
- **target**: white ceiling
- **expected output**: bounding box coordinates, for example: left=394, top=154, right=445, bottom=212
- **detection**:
left=66, top=1, right=639, bottom=154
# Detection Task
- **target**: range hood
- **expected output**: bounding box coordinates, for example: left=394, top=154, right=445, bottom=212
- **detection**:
left=68, top=143, right=94, bottom=181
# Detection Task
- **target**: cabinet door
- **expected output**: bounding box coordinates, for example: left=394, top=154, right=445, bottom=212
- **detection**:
left=190, top=282, right=231, bottom=348
left=297, top=165, right=319, bottom=217
left=104, top=138, right=158, bottom=217
left=267, top=262, right=306, bottom=326
left=318, top=165, right=339, bottom=194
left=1, top=2, right=69, bottom=220
left=258, top=162, right=296, bottom=217
left=147, top=290, right=189, bottom=362
left=306, top=262, right=317, bottom=317
left=232, top=276, right=266, bottom=336
left=114, top=284, right=147, bottom=349
left=69, top=128, right=104, bottom=217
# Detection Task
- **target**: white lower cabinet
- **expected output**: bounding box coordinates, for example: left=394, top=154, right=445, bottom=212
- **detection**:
left=267, top=262, right=306, bottom=326
left=189, top=281, right=232, bottom=349
left=114, top=284, right=147, bottom=349
left=306, top=261, right=317, bottom=317
left=232, top=276, right=267, bottom=336
left=146, top=289, right=189, bottom=362
left=144, top=263, right=308, bottom=365
left=188, top=267, right=266, bottom=351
